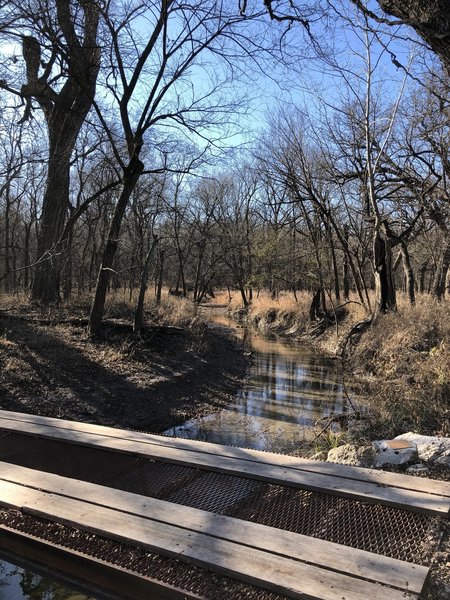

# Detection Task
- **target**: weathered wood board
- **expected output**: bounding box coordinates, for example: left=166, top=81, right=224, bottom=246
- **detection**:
left=0, top=411, right=449, bottom=516
left=1, top=409, right=448, bottom=497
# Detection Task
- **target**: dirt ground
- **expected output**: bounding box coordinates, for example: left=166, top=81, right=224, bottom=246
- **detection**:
left=0, top=309, right=248, bottom=433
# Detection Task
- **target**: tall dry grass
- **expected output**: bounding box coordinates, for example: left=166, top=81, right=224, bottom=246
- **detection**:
left=354, top=294, right=449, bottom=437
left=244, top=290, right=311, bottom=335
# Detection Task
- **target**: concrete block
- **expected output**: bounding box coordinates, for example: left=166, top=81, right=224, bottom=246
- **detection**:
left=372, top=438, right=418, bottom=467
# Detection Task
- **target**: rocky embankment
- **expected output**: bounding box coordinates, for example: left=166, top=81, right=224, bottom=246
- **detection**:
left=326, top=432, right=450, bottom=472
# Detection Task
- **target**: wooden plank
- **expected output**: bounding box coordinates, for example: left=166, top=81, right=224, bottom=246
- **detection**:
left=0, top=478, right=419, bottom=600
left=0, top=461, right=428, bottom=594
left=0, top=479, right=47, bottom=508
left=0, top=417, right=448, bottom=516
left=0, top=410, right=448, bottom=499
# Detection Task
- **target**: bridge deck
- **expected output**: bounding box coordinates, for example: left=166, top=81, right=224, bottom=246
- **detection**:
left=0, top=409, right=449, bottom=600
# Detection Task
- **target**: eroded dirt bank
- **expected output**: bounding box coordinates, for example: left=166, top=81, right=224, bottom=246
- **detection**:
left=0, top=311, right=248, bottom=433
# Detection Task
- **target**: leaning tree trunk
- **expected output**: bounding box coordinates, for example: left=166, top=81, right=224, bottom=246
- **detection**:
left=89, top=157, right=145, bottom=336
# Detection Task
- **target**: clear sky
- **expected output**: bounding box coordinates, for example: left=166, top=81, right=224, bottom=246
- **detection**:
left=0, top=0, right=424, bottom=163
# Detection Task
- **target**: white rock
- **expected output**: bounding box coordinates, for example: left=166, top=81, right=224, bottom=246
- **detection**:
left=372, top=439, right=418, bottom=467
left=327, top=444, right=375, bottom=467
left=395, top=432, right=450, bottom=466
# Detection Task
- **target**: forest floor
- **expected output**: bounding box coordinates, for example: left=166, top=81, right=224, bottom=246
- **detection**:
left=0, top=299, right=248, bottom=433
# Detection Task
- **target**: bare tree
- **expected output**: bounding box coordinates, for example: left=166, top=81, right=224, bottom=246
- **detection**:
left=88, top=0, right=271, bottom=334
left=1, top=0, right=102, bottom=303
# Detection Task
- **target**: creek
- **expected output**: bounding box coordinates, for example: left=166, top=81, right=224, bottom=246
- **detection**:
left=0, top=559, right=95, bottom=600
left=0, top=313, right=353, bottom=599
left=165, top=312, right=353, bottom=454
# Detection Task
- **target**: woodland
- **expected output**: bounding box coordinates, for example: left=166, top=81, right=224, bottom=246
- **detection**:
left=0, top=5, right=449, bottom=597
left=0, top=0, right=448, bottom=344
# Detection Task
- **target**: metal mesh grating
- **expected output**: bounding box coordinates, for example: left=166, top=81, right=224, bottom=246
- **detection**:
left=0, top=508, right=288, bottom=600
left=0, top=432, right=144, bottom=485
left=165, top=469, right=263, bottom=514
left=228, top=483, right=439, bottom=564
left=111, top=460, right=200, bottom=498
left=0, top=432, right=442, bottom=566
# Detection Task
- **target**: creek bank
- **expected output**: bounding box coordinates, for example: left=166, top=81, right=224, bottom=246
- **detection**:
left=326, top=433, right=450, bottom=470
left=232, top=302, right=449, bottom=441
left=0, top=310, right=248, bottom=433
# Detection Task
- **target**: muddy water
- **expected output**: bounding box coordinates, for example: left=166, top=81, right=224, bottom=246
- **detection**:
left=165, top=313, right=352, bottom=454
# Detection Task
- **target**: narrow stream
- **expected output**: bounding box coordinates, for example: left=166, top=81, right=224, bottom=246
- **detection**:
left=165, top=312, right=353, bottom=455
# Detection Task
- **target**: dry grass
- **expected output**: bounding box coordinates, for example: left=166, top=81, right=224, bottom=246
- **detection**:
left=208, top=289, right=313, bottom=334
left=353, top=294, right=450, bottom=437
left=149, top=295, right=197, bottom=327
left=245, top=291, right=311, bottom=335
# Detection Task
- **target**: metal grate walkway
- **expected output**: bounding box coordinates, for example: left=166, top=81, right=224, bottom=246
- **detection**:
left=0, top=411, right=449, bottom=600
left=0, top=432, right=439, bottom=565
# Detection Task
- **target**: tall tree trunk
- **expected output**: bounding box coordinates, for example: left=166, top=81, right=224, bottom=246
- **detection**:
left=89, top=157, right=144, bottom=336
left=418, top=258, right=429, bottom=294
left=3, top=182, right=11, bottom=291
left=399, top=240, right=415, bottom=305
left=134, top=235, right=158, bottom=334
left=155, top=249, right=165, bottom=305
left=432, top=238, right=450, bottom=300
left=31, top=138, right=72, bottom=303
left=25, top=1, right=101, bottom=304
left=328, top=229, right=341, bottom=302
left=193, top=243, right=206, bottom=303
left=342, top=237, right=350, bottom=301
left=23, top=223, right=31, bottom=292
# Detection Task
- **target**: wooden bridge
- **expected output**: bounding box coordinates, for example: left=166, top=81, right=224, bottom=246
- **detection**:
left=0, top=409, right=449, bottom=600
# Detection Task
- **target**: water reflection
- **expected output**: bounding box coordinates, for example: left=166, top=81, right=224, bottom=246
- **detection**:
left=0, top=560, right=96, bottom=600
left=166, top=316, right=352, bottom=454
